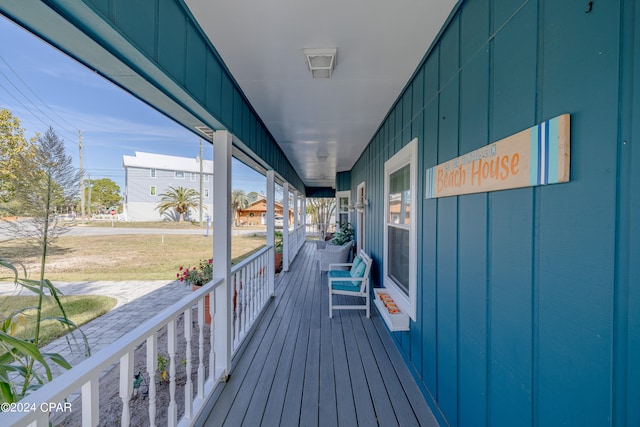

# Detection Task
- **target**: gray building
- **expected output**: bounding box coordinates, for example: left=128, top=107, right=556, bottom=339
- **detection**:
left=122, top=151, right=213, bottom=221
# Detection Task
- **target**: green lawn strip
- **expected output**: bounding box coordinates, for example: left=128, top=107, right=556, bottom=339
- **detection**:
left=0, top=295, right=117, bottom=347
left=0, top=234, right=267, bottom=281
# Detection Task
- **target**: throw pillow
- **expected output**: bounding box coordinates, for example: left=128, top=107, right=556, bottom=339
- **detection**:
left=349, top=256, right=362, bottom=276
left=351, top=260, right=367, bottom=286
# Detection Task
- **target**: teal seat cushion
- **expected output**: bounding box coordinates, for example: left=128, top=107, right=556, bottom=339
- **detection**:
left=330, top=281, right=361, bottom=292
left=349, top=256, right=362, bottom=276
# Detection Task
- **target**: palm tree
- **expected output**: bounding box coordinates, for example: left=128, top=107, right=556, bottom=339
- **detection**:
left=231, top=189, right=250, bottom=226
left=156, top=186, right=203, bottom=222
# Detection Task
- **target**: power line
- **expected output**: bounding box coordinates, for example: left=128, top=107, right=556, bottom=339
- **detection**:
left=0, top=55, right=78, bottom=132
left=0, top=68, right=77, bottom=142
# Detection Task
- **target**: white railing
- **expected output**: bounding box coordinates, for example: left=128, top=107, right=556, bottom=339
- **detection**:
left=2, top=278, right=225, bottom=427
left=230, top=246, right=274, bottom=354
left=305, top=222, right=336, bottom=241
left=2, top=247, right=276, bottom=427
left=286, top=225, right=305, bottom=266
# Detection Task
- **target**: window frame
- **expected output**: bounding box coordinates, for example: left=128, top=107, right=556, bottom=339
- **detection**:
left=336, top=190, right=351, bottom=228
left=150, top=168, right=156, bottom=178
left=175, top=171, right=185, bottom=179
left=190, top=172, right=197, bottom=181
left=383, top=138, right=417, bottom=320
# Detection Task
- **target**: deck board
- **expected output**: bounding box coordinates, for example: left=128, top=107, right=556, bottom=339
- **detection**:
left=199, top=242, right=438, bottom=427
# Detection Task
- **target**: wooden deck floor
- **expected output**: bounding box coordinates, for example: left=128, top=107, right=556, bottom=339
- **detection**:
left=199, top=242, right=438, bottom=427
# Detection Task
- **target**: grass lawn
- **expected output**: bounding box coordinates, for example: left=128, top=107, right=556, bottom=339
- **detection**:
left=0, top=233, right=267, bottom=282
left=0, top=295, right=117, bottom=347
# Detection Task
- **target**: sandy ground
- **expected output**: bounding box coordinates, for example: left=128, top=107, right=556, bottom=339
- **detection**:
left=52, top=309, right=212, bottom=426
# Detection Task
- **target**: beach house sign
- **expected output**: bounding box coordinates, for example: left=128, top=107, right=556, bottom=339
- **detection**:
left=425, top=114, right=570, bottom=199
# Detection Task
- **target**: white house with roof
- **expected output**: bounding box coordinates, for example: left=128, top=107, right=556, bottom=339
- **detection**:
left=122, top=151, right=213, bottom=221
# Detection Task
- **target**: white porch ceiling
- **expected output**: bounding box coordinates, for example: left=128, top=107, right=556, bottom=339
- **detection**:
left=185, top=0, right=458, bottom=188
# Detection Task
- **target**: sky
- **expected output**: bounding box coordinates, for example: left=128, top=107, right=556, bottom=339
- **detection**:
left=0, top=16, right=266, bottom=196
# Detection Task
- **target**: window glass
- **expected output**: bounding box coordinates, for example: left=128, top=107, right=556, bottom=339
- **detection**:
left=175, top=171, right=184, bottom=178
left=150, top=168, right=156, bottom=178
left=388, top=164, right=410, bottom=225
left=387, top=226, right=409, bottom=294
left=150, top=186, right=156, bottom=196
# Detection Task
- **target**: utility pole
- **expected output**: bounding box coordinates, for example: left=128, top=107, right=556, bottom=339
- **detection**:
left=199, top=138, right=203, bottom=225
left=78, top=130, right=85, bottom=220
left=87, top=173, right=92, bottom=219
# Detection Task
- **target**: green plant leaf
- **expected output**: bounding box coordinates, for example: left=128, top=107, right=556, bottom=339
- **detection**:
left=0, top=331, right=51, bottom=381
left=42, top=352, right=71, bottom=370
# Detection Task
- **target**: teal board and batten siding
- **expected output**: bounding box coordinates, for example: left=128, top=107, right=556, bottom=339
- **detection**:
left=349, top=0, right=640, bottom=425
left=0, top=0, right=304, bottom=192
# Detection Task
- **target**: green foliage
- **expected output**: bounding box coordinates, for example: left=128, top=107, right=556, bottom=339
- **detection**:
left=0, top=108, right=36, bottom=204
left=156, top=186, right=203, bottom=222
left=0, top=259, right=89, bottom=403
left=84, top=178, right=121, bottom=214
left=332, top=222, right=354, bottom=246
left=274, top=231, right=283, bottom=254
left=157, top=353, right=169, bottom=383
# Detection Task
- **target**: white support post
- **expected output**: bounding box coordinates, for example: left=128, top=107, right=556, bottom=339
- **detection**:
left=266, top=170, right=275, bottom=296
left=293, top=190, right=299, bottom=229
left=213, top=130, right=232, bottom=380
left=302, top=196, right=307, bottom=240
left=282, top=182, right=290, bottom=272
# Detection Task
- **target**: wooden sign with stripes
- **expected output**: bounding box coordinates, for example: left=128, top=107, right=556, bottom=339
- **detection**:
left=425, top=114, right=570, bottom=199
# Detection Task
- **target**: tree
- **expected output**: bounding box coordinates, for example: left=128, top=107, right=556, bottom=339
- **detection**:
left=2, top=127, right=88, bottom=400
left=84, top=178, right=121, bottom=214
left=0, top=108, right=36, bottom=207
left=231, top=189, right=250, bottom=226
left=156, top=186, right=202, bottom=222
left=307, top=198, right=336, bottom=239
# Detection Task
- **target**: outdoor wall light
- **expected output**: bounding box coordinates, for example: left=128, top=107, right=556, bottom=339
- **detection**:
left=355, top=199, right=369, bottom=212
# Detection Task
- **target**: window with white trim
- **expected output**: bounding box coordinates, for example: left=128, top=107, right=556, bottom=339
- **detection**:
left=150, top=186, right=156, bottom=196
left=175, top=171, right=185, bottom=179
left=384, top=138, right=417, bottom=320
left=336, top=190, right=350, bottom=228
left=204, top=188, right=209, bottom=198
left=150, top=168, right=156, bottom=178
left=190, top=173, right=197, bottom=181
left=204, top=174, right=210, bottom=182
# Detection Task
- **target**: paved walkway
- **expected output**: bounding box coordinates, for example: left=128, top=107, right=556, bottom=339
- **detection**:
left=0, top=280, right=193, bottom=377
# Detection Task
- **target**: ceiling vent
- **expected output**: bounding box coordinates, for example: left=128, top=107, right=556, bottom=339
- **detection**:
left=303, top=48, right=337, bottom=78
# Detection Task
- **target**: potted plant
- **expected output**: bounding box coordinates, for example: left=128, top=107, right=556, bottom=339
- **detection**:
left=177, top=258, right=213, bottom=323
left=274, top=231, right=283, bottom=273
left=332, top=223, right=354, bottom=246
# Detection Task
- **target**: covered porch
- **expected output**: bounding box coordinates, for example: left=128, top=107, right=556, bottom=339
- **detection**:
left=199, top=242, right=436, bottom=426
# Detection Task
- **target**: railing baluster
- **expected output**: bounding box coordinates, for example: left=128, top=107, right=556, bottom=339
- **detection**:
left=233, top=271, right=239, bottom=347
left=146, top=334, right=157, bottom=427
left=197, top=298, right=205, bottom=398
left=119, top=351, right=133, bottom=427
left=242, top=267, right=247, bottom=339
left=184, top=308, right=193, bottom=420
left=167, top=320, right=177, bottom=427
left=81, top=375, right=99, bottom=427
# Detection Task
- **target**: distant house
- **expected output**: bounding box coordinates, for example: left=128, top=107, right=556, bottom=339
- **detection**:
left=122, top=151, right=213, bottom=221
left=236, top=197, right=293, bottom=226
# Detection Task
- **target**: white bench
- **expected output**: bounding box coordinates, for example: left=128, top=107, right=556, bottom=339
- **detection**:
left=327, top=250, right=372, bottom=318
